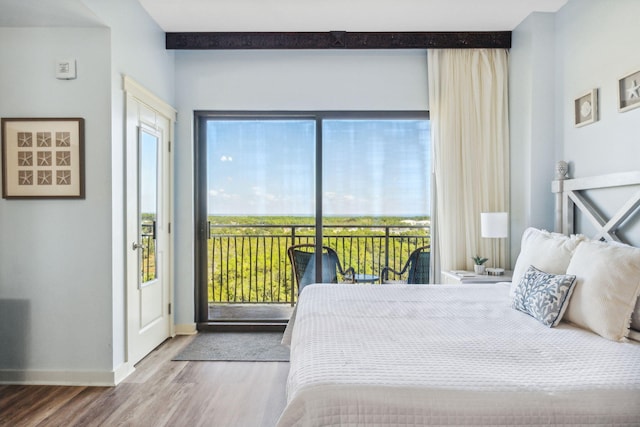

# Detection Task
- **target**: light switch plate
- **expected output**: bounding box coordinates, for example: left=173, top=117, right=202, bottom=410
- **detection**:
left=56, top=59, right=76, bottom=80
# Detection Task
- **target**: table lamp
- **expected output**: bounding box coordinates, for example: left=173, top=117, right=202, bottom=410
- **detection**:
left=481, top=212, right=508, bottom=275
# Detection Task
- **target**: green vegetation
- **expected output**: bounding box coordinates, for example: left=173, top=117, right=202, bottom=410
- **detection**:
left=207, top=216, right=431, bottom=304
left=141, top=214, right=157, bottom=283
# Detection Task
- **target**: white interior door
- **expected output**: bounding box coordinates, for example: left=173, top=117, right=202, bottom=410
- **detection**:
left=125, top=81, right=174, bottom=365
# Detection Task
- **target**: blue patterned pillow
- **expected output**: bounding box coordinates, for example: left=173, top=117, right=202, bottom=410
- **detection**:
left=512, top=265, right=577, bottom=327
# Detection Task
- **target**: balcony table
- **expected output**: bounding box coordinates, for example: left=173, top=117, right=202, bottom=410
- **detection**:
left=353, top=273, right=379, bottom=284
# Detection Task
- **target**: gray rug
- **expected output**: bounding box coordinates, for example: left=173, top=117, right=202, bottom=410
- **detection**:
left=173, top=332, right=290, bottom=362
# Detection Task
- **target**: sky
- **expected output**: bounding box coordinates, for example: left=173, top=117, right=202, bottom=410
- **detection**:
left=206, top=119, right=430, bottom=217
left=140, top=130, right=158, bottom=216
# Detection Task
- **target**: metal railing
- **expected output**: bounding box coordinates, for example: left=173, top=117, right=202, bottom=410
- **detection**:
left=141, top=221, right=156, bottom=283
left=208, top=223, right=430, bottom=304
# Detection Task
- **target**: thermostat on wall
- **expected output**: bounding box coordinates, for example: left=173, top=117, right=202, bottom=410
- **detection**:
left=56, top=59, right=77, bottom=80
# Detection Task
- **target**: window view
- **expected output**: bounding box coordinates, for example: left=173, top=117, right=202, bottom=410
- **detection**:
left=207, top=119, right=316, bottom=218
left=322, top=119, right=431, bottom=283
left=139, top=129, right=159, bottom=284
left=322, top=119, right=430, bottom=217
left=206, top=119, right=316, bottom=311
left=198, top=112, right=430, bottom=322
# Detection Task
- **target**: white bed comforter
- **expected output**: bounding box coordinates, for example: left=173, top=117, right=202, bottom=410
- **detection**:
left=277, top=283, right=640, bottom=426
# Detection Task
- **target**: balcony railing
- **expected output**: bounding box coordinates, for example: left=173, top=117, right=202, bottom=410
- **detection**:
left=208, top=222, right=430, bottom=304
left=141, top=221, right=156, bottom=283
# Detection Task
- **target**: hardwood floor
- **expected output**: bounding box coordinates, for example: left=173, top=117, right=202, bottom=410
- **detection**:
left=0, top=335, right=289, bottom=427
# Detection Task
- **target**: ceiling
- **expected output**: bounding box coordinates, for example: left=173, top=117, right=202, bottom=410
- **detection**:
left=0, top=0, right=568, bottom=32
left=0, top=0, right=103, bottom=27
left=137, top=0, right=568, bottom=32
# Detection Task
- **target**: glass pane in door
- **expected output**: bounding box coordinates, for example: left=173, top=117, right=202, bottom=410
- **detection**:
left=206, top=119, right=315, bottom=320
left=139, top=129, right=159, bottom=285
left=322, top=119, right=431, bottom=284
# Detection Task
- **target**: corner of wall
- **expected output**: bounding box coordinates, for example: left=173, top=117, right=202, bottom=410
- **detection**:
left=509, top=11, right=558, bottom=264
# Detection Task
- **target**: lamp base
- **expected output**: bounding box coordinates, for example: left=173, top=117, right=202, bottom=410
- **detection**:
left=486, top=267, right=505, bottom=276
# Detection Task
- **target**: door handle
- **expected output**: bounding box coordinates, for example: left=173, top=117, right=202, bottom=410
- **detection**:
left=132, top=242, right=146, bottom=250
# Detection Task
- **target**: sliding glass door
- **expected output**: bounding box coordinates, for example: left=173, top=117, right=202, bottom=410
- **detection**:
left=195, top=112, right=429, bottom=327
left=322, top=119, right=430, bottom=282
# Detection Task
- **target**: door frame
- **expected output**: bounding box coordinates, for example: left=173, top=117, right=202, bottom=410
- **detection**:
left=123, top=75, right=176, bottom=365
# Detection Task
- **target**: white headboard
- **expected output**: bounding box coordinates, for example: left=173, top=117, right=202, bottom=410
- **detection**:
left=552, top=161, right=640, bottom=243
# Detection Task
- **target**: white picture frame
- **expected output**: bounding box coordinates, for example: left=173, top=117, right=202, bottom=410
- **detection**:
left=617, top=69, right=640, bottom=113
left=574, top=89, right=598, bottom=127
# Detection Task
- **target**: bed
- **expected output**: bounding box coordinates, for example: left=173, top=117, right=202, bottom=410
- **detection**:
left=277, top=166, right=640, bottom=427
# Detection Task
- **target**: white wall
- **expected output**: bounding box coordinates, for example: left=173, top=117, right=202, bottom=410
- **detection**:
left=83, top=0, right=175, bottom=373
left=173, top=49, right=429, bottom=325
left=509, top=12, right=557, bottom=263
left=556, top=0, right=640, bottom=245
left=0, top=0, right=175, bottom=384
left=0, top=27, right=113, bottom=379
left=4, top=0, right=638, bottom=384
left=556, top=0, right=640, bottom=179
left=510, top=0, right=640, bottom=253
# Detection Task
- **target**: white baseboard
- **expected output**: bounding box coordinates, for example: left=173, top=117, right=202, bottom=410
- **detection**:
left=113, top=361, right=135, bottom=385
left=175, top=323, right=197, bottom=335
left=0, top=367, right=127, bottom=386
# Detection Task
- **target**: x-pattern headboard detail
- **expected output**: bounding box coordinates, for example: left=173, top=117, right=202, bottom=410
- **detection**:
left=552, top=161, right=640, bottom=242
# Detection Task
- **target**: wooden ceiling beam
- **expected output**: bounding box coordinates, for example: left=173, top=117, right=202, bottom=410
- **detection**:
left=166, top=31, right=511, bottom=50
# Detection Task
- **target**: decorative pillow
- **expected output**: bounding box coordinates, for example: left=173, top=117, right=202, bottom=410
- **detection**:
left=512, top=265, right=577, bottom=327
left=607, top=240, right=640, bottom=332
left=631, top=299, right=640, bottom=332
left=511, top=228, right=586, bottom=296
left=565, top=240, right=640, bottom=341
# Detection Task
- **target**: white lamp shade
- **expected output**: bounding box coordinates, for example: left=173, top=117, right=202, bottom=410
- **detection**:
left=481, top=212, right=508, bottom=238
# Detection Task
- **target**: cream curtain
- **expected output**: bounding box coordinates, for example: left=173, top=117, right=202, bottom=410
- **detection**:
left=428, top=49, right=510, bottom=277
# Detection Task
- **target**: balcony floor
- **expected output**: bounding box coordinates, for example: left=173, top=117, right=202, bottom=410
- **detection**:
left=208, top=303, right=294, bottom=323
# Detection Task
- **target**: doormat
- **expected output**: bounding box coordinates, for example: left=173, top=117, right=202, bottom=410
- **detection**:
left=172, top=332, right=289, bottom=362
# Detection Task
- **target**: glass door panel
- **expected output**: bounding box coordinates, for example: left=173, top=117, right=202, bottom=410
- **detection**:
left=322, top=119, right=431, bottom=283
left=139, top=129, right=159, bottom=285
left=206, top=119, right=315, bottom=321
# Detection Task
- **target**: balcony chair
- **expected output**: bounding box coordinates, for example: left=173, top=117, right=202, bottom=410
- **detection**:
left=381, top=245, right=430, bottom=284
left=288, top=244, right=355, bottom=295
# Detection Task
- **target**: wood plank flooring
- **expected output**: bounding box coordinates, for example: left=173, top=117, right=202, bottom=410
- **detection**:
left=0, top=335, right=289, bottom=427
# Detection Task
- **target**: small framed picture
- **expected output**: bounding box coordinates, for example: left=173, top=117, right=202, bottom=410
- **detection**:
left=618, top=69, right=640, bottom=112
left=1, top=117, right=85, bottom=199
left=574, top=89, right=598, bottom=127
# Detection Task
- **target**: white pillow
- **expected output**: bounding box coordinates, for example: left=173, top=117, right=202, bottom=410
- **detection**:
left=607, top=240, right=640, bottom=332
left=564, top=240, right=640, bottom=341
left=511, top=228, right=586, bottom=296
left=631, top=299, right=640, bottom=332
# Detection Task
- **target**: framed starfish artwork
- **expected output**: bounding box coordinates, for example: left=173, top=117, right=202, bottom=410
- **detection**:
left=574, top=89, right=598, bottom=128
left=618, top=69, right=640, bottom=112
left=1, top=118, right=85, bottom=198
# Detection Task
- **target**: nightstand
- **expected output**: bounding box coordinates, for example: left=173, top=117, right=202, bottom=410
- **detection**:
left=440, top=270, right=512, bottom=285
